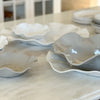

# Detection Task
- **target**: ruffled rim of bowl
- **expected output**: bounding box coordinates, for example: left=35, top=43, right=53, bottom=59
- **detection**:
left=47, top=51, right=100, bottom=77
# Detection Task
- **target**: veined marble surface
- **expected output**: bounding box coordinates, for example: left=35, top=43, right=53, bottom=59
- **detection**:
left=0, top=7, right=100, bottom=100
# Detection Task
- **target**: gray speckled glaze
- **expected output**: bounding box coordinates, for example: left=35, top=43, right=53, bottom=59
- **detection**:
left=53, top=33, right=100, bottom=71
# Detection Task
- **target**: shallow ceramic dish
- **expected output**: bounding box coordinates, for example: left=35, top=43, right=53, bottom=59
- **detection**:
left=12, top=23, right=49, bottom=39
left=73, top=10, right=100, bottom=24
left=10, top=37, right=53, bottom=47
left=0, top=28, right=50, bottom=46
left=0, top=51, right=36, bottom=77
left=53, top=33, right=100, bottom=71
left=0, top=40, right=37, bottom=78
left=47, top=51, right=100, bottom=77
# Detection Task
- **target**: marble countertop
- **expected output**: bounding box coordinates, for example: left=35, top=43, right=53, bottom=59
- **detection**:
left=0, top=7, right=100, bottom=100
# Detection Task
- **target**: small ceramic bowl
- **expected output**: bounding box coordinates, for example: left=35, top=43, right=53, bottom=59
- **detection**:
left=0, top=51, right=36, bottom=77
left=53, top=33, right=100, bottom=71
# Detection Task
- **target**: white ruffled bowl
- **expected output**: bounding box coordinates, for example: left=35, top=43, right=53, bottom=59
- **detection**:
left=12, top=23, right=49, bottom=39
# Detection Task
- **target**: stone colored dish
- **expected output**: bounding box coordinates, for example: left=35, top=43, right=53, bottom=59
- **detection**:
left=0, top=51, right=36, bottom=77
left=47, top=51, right=100, bottom=77
left=53, top=33, right=100, bottom=71
left=0, top=41, right=37, bottom=78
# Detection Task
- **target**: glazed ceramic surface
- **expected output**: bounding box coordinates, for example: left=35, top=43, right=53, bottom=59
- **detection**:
left=0, top=41, right=37, bottom=77
left=3, top=23, right=89, bottom=46
left=53, top=33, right=100, bottom=71
left=47, top=51, right=100, bottom=77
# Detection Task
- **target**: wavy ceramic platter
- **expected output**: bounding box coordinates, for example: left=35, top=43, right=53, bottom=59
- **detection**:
left=73, top=10, right=100, bottom=24
left=1, top=23, right=89, bottom=46
left=53, top=33, right=100, bottom=69
left=93, top=14, right=100, bottom=24
left=0, top=41, right=37, bottom=78
left=10, top=38, right=53, bottom=47
left=47, top=33, right=100, bottom=76
left=47, top=51, right=100, bottom=77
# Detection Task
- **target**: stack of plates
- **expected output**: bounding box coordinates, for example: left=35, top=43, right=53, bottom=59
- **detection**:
left=73, top=10, right=100, bottom=25
left=47, top=33, right=100, bottom=77
left=94, top=14, right=100, bottom=24
left=11, top=23, right=89, bottom=47
left=92, top=14, right=100, bottom=34
left=12, top=23, right=51, bottom=47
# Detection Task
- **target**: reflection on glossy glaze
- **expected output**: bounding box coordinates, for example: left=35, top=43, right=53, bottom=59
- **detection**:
left=71, top=49, right=77, bottom=54
left=94, top=49, right=100, bottom=55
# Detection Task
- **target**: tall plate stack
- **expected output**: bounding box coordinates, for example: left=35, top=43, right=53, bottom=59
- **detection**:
left=73, top=10, right=100, bottom=25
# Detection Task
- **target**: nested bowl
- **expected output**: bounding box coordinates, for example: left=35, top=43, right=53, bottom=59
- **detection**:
left=53, top=33, right=100, bottom=71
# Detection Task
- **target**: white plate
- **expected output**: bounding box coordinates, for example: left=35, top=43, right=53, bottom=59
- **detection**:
left=73, top=18, right=91, bottom=25
left=73, top=10, right=100, bottom=24
left=10, top=37, right=53, bottom=47
left=47, top=51, right=100, bottom=77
